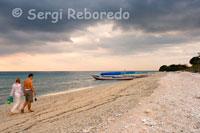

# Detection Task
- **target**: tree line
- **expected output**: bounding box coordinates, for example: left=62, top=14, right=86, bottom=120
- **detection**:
left=159, top=53, right=200, bottom=72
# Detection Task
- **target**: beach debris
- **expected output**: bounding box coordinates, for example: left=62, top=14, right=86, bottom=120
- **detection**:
left=194, top=96, right=200, bottom=100
left=124, top=122, right=135, bottom=129
left=108, top=117, right=115, bottom=122
left=144, top=109, right=151, bottom=114
left=141, top=118, right=156, bottom=127
left=115, top=113, right=122, bottom=117
left=193, top=122, right=200, bottom=129
left=83, top=126, right=97, bottom=133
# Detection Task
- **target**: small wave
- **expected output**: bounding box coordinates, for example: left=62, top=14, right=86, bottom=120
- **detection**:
left=40, top=86, right=95, bottom=97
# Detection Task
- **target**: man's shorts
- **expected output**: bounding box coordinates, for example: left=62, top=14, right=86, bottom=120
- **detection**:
left=25, top=90, right=33, bottom=102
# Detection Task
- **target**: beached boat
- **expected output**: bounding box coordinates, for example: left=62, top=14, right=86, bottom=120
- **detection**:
left=133, top=74, right=148, bottom=78
left=92, top=75, right=134, bottom=80
left=92, top=71, right=149, bottom=80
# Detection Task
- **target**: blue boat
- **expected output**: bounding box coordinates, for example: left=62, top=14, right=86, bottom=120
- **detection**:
left=92, top=75, right=134, bottom=80
left=100, top=71, right=147, bottom=76
left=92, top=71, right=148, bottom=80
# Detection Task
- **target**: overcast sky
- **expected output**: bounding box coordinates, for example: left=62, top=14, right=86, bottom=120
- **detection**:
left=0, top=0, right=200, bottom=71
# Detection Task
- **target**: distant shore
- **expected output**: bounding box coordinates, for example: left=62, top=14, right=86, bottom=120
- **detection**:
left=1, top=72, right=199, bottom=132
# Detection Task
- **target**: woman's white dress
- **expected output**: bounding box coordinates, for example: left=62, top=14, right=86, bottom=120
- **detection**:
left=10, top=83, right=23, bottom=113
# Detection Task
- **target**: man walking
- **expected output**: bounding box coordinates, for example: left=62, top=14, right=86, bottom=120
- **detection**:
left=21, top=73, right=36, bottom=113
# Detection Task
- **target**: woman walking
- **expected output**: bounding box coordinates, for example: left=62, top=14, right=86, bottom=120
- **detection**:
left=9, top=78, right=23, bottom=116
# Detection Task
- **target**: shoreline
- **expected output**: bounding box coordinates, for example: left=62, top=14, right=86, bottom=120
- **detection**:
left=0, top=86, right=96, bottom=106
left=0, top=72, right=165, bottom=132
left=0, top=80, right=117, bottom=105
left=40, top=86, right=95, bottom=97
left=40, top=80, right=123, bottom=98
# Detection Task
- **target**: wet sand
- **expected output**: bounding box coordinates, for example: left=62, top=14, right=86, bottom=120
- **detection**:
left=0, top=72, right=166, bottom=132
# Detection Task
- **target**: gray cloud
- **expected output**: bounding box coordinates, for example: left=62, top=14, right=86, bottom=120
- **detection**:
left=115, top=0, right=200, bottom=32
left=0, top=0, right=200, bottom=55
left=99, top=33, right=196, bottom=55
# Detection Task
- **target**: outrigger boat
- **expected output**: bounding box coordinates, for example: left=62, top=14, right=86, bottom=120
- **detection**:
left=133, top=74, right=148, bottom=78
left=92, top=75, right=134, bottom=80
left=92, top=71, right=148, bottom=80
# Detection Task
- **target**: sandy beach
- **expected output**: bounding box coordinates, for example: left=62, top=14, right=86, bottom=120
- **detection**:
left=1, top=72, right=200, bottom=133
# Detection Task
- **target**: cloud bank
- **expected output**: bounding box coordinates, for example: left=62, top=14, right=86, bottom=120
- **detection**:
left=0, top=0, right=200, bottom=56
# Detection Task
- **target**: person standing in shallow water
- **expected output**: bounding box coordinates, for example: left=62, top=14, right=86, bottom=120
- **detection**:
left=21, top=73, right=36, bottom=113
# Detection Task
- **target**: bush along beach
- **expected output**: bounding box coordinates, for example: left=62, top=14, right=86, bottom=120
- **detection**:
left=159, top=53, right=200, bottom=72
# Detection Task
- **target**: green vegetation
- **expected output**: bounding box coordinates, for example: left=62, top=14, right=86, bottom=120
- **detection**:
left=190, top=57, right=200, bottom=65
left=159, top=64, right=188, bottom=72
left=159, top=53, right=200, bottom=72
left=186, top=64, right=199, bottom=72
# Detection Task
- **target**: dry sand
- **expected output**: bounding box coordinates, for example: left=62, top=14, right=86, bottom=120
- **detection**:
left=0, top=72, right=199, bottom=133
left=101, top=72, right=200, bottom=133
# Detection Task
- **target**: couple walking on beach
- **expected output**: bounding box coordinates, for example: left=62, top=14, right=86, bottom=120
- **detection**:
left=9, top=73, right=37, bottom=116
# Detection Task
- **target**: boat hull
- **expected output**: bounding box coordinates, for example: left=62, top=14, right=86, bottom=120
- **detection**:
left=92, top=75, right=134, bottom=80
left=134, top=74, right=148, bottom=78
